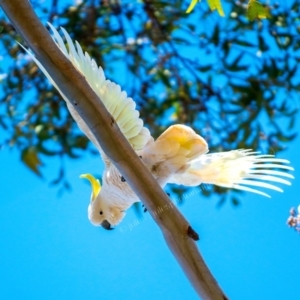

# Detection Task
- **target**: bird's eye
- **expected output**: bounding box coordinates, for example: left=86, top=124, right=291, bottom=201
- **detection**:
left=99, top=211, right=103, bottom=215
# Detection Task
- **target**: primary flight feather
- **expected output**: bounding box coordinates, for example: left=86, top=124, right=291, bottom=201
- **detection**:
left=22, top=24, right=294, bottom=229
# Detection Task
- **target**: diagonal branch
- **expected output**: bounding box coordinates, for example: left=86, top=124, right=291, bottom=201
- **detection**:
left=0, top=1, right=228, bottom=299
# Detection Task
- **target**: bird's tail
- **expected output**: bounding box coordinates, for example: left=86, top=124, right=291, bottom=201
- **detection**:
left=140, top=125, right=208, bottom=185
left=170, top=149, right=294, bottom=197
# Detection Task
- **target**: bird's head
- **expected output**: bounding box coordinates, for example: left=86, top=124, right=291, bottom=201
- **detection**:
left=80, top=174, right=125, bottom=229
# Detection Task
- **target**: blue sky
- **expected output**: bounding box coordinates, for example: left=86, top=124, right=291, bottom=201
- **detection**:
left=1, top=132, right=299, bottom=300
left=1, top=1, right=300, bottom=300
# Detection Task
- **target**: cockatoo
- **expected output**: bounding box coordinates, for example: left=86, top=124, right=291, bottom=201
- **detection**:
left=22, top=24, right=294, bottom=229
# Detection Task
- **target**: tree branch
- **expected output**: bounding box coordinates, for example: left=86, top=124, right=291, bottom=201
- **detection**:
left=0, top=1, right=228, bottom=299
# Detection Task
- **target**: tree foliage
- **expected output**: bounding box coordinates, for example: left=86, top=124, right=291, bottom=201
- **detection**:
left=247, top=0, right=271, bottom=20
left=186, top=0, right=270, bottom=20
left=0, top=0, right=299, bottom=203
left=187, top=0, right=224, bottom=16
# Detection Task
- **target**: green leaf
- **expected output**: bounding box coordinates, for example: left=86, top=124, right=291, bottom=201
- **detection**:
left=207, top=0, right=225, bottom=16
left=21, top=147, right=43, bottom=177
left=187, top=0, right=225, bottom=16
left=247, top=0, right=271, bottom=21
left=186, top=0, right=200, bottom=14
left=0, top=26, right=3, bottom=33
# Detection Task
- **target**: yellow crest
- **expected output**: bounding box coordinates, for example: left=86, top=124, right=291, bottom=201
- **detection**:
left=80, top=174, right=101, bottom=201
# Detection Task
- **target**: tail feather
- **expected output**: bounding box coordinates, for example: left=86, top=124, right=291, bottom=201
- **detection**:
left=141, top=125, right=208, bottom=186
left=170, top=149, right=294, bottom=197
left=157, top=125, right=209, bottom=160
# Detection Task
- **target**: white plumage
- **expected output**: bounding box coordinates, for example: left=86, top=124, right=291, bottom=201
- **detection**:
left=22, top=24, right=294, bottom=228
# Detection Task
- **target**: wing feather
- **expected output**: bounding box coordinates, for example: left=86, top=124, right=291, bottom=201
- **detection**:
left=170, top=149, right=294, bottom=197
left=20, top=23, right=151, bottom=166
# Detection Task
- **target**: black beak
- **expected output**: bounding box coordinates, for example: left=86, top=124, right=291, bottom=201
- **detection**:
left=101, top=220, right=114, bottom=230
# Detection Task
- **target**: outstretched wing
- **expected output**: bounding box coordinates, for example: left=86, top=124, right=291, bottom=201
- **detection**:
left=20, top=23, right=151, bottom=165
left=170, top=149, right=294, bottom=197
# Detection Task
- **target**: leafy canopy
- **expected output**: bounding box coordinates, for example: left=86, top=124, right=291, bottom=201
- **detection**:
left=0, top=0, right=299, bottom=203
left=187, top=0, right=224, bottom=16
left=187, top=0, right=271, bottom=21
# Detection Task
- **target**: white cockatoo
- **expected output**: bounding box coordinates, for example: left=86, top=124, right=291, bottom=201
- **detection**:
left=22, top=24, right=294, bottom=229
